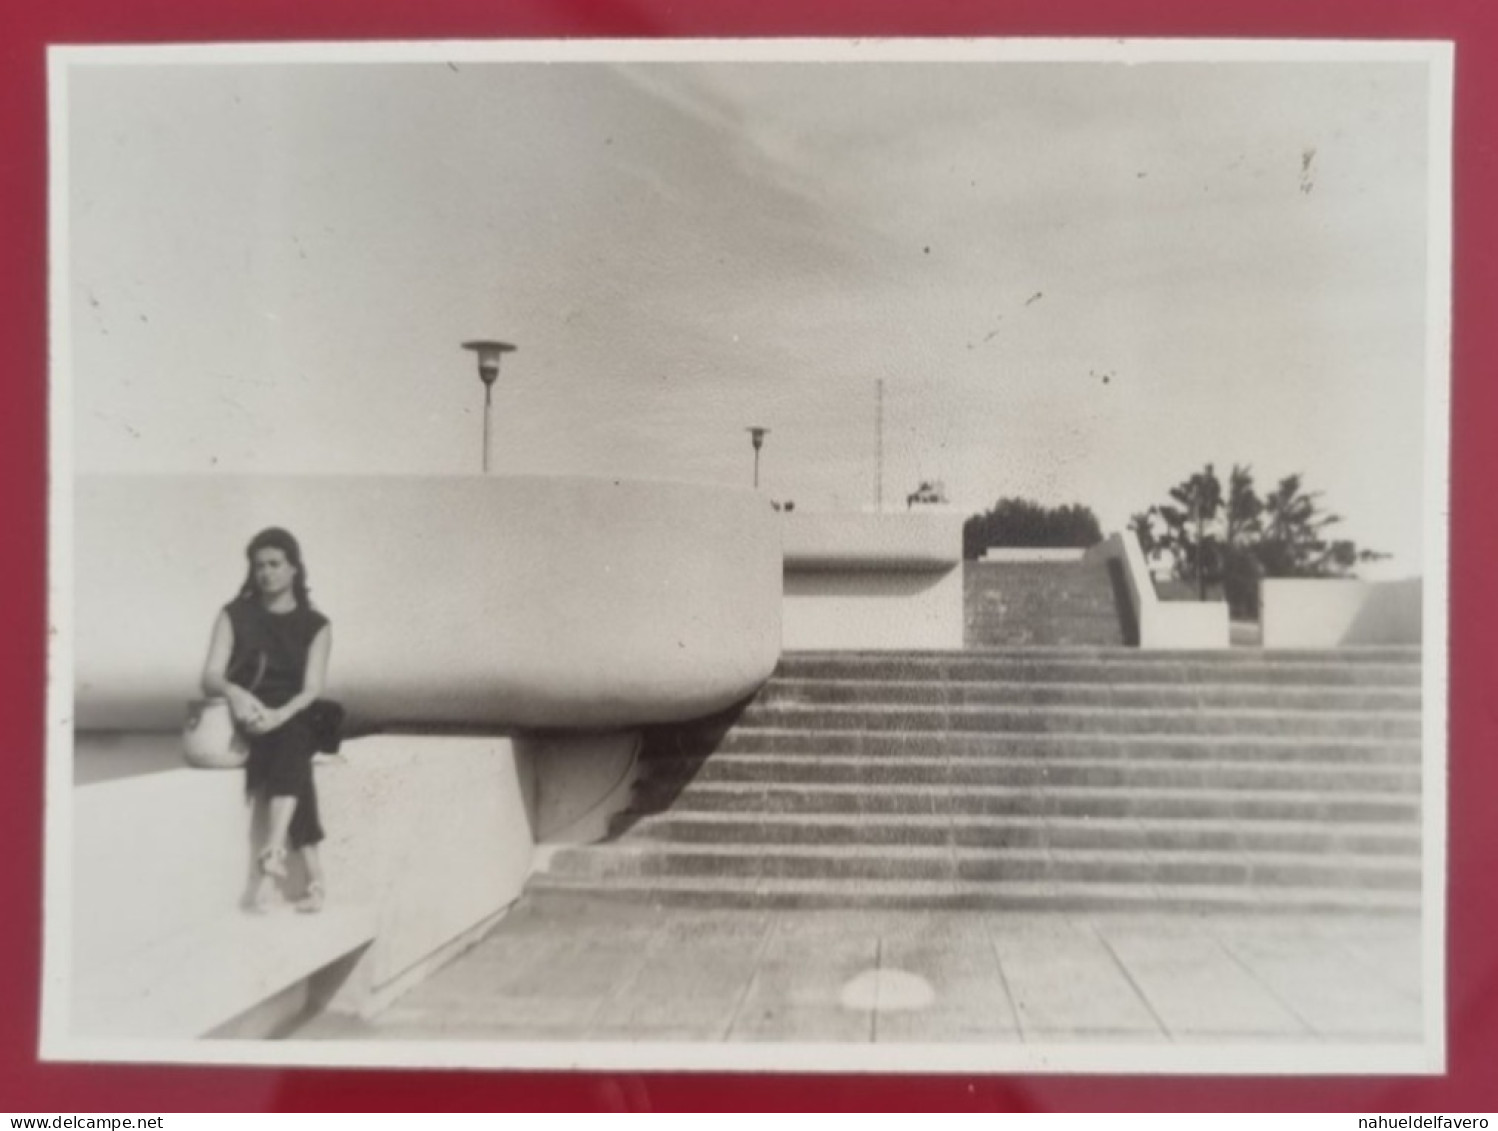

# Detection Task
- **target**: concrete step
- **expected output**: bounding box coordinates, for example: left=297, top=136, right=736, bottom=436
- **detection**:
left=556, top=644, right=1426, bottom=915
left=969, top=598, right=1120, bottom=613
left=713, top=728, right=1422, bottom=765
left=757, top=677, right=1421, bottom=712
left=637, top=752, right=1421, bottom=794
left=625, top=781, right=1420, bottom=823
left=611, top=811, right=1421, bottom=856
left=965, top=626, right=1128, bottom=648
left=543, top=840, right=1420, bottom=890
left=962, top=559, right=1131, bottom=647
left=964, top=562, right=1116, bottom=588
left=965, top=621, right=1123, bottom=643
left=734, top=702, right=1421, bottom=740
left=967, top=599, right=1121, bottom=615
left=524, top=872, right=1421, bottom=914
left=966, top=608, right=1120, bottom=620
left=774, top=652, right=1421, bottom=686
left=968, top=615, right=1122, bottom=632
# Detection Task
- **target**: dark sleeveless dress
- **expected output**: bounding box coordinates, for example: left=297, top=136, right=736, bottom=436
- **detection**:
left=224, top=598, right=331, bottom=849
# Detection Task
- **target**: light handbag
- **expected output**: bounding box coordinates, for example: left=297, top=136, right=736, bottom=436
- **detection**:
left=182, top=652, right=266, bottom=769
left=182, top=698, right=250, bottom=769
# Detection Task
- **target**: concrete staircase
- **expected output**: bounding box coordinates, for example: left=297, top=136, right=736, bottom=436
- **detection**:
left=529, top=648, right=1423, bottom=913
left=965, top=559, right=1130, bottom=647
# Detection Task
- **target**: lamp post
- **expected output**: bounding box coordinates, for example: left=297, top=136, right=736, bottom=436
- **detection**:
left=461, top=340, right=517, bottom=473
left=746, top=426, right=769, bottom=489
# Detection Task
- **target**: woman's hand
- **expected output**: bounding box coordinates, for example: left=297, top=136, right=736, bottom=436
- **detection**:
left=243, top=705, right=289, bottom=735
left=226, top=687, right=268, bottom=729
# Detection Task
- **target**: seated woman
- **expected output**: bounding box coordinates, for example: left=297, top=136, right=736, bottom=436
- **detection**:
left=200, top=527, right=333, bottom=913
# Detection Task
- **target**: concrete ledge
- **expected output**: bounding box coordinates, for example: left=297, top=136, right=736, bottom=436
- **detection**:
left=1262, top=578, right=1423, bottom=648
left=73, top=906, right=376, bottom=1039
left=783, top=512, right=963, bottom=571
left=73, top=741, right=258, bottom=971
left=1089, top=532, right=1229, bottom=651
left=783, top=569, right=964, bottom=651
left=979, top=548, right=1087, bottom=563
left=71, top=731, right=537, bottom=1038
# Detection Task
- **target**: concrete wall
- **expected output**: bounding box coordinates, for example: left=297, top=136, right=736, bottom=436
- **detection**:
left=315, top=735, right=535, bottom=1005
left=782, top=568, right=965, bottom=651
left=980, top=548, right=1086, bottom=563
left=1089, top=532, right=1229, bottom=650
left=1261, top=578, right=1423, bottom=648
left=73, top=475, right=782, bottom=731
left=520, top=730, right=640, bottom=845
left=783, top=512, right=964, bottom=571
left=782, top=512, right=964, bottom=651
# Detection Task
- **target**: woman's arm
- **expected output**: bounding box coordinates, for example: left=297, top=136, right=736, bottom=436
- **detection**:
left=200, top=609, right=266, bottom=725
left=247, top=624, right=331, bottom=734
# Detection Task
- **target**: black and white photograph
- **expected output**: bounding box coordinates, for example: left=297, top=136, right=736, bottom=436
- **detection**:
left=46, top=38, right=1450, bottom=1073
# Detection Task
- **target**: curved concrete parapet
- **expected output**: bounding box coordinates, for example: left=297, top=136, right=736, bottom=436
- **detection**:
left=781, top=512, right=966, bottom=650
left=72, top=475, right=782, bottom=730
left=782, top=511, right=964, bottom=571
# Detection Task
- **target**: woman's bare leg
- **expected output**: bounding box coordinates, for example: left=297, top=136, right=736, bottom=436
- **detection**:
left=296, top=844, right=325, bottom=912
left=266, top=796, right=295, bottom=849
left=261, top=795, right=296, bottom=876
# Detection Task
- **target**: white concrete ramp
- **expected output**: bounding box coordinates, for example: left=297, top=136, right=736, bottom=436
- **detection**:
left=74, top=906, right=376, bottom=1039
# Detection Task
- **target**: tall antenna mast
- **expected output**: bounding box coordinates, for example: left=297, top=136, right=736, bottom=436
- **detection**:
left=875, top=378, right=884, bottom=512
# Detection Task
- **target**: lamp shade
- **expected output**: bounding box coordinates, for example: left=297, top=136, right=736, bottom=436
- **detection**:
left=462, top=340, right=518, bottom=385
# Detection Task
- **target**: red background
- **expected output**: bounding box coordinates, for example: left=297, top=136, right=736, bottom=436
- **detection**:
left=3, top=0, right=1493, bottom=1113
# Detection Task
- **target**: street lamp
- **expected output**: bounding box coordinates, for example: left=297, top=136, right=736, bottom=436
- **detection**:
left=461, top=339, right=518, bottom=474
left=746, top=426, right=769, bottom=489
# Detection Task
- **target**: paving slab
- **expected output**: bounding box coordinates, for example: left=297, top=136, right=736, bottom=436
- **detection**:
left=658, top=909, right=776, bottom=943
left=496, top=892, right=669, bottom=936
left=464, top=935, right=657, bottom=1001
left=878, top=931, right=1019, bottom=1031
left=738, top=930, right=879, bottom=1012
left=1219, top=932, right=1422, bottom=1039
left=985, top=924, right=1164, bottom=1036
left=1023, top=1028, right=1174, bottom=1044
left=584, top=1020, right=740, bottom=1042
left=982, top=911, right=1101, bottom=942
left=1316, top=923, right=1425, bottom=1001
left=592, top=934, right=766, bottom=1033
left=875, top=1009, right=1022, bottom=1043
left=1094, top=924, right=1308, bottom=1036
left=285, top=896, right=1423, bottom=1047
left=727, top=1003, right=875, bottom=1043
left=379, top=992, right=604, bottom=1034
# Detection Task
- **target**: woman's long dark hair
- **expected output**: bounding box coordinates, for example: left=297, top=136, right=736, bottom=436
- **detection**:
left=235, top=526, right=313, bottom=608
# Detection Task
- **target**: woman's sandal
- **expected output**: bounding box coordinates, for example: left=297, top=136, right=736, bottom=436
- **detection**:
left=258, top=846, right=288, bottom=879
left=249, top=873, right=278, bottom=914
left=295, top=882, right=325, bottom=914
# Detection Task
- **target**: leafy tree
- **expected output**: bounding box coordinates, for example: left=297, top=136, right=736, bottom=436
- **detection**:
left=1131, top=464, right=1385, bottom=618
left=964, top=498, right=1103, bottom=560
left=1257, top=474, right=1374, bottom=577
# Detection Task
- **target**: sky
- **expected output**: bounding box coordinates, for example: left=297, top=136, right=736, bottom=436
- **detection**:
left=63, top=48, right=1439, bottom=576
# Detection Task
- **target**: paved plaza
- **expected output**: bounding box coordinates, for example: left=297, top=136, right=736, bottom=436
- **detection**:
left=291, top=893, right=1423, bottom=1045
